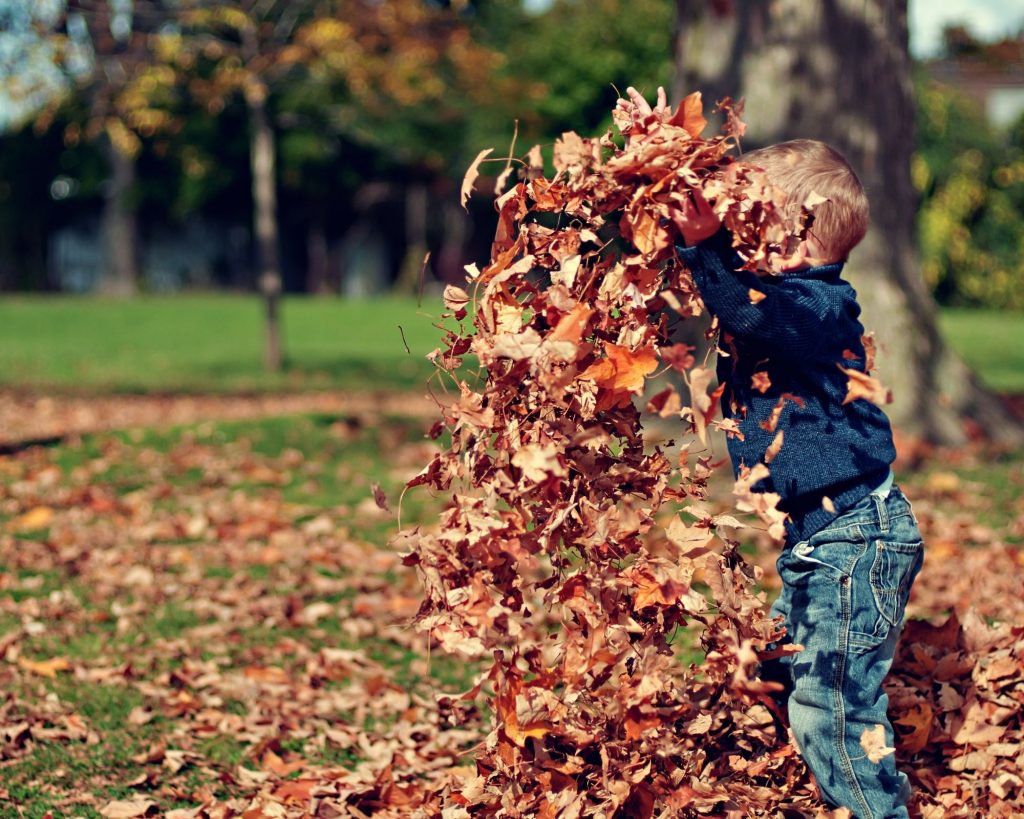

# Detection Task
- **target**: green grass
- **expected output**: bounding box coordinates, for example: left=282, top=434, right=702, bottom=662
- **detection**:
left=0, top=295, right=1019, bottom=395
left=0, top=294, right=451, bottom=393
left=939, top=308, right=1024, bottom=392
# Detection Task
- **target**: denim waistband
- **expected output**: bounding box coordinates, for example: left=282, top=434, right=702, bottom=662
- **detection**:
left=815, top=484, right=914, bottom=536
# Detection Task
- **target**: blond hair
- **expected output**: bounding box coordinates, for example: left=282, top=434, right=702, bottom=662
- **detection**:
left=741, top=139, right=869, bottom=262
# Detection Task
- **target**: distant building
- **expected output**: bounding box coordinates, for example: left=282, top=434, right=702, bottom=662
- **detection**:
left=924, top=30, right=1024, bottom=128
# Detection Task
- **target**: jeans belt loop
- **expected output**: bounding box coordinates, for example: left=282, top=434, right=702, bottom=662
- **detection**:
left=873, top=492, right=889, bottom=533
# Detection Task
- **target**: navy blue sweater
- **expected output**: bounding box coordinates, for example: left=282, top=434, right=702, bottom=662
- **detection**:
left=677, top=229, right=896, bottom=544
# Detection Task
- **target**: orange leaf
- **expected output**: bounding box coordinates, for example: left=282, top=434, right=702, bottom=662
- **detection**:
left=18, top=656, right=72, bottom=678
left=604, top=343, right=658, bottom=392
left=624, top=707, right=662, bottom=740
left=668, top=91, right=707, bottom=138
left=548, top=303, right=594, bottom=344
left=838, top=366, right=892, bottom=406
left=580, top=343, right=658, bottom=395
left=495, top=679, right=553, bottom=747
left=894, top=703, right=934, bottom=754
left=243, top=665, right=290, bottom=684
left=10, top=506, right=54, bottom=531
left=271, top=778, right=319, bottom=803
left=261, top=748, right=306, bottom=776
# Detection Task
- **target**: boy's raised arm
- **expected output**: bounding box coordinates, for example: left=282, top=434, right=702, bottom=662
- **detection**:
left=676, top=229, right=836, bottom=359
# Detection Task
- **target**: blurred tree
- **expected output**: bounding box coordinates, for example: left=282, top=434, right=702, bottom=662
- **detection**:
left=38, top=0, right=180, bottom=295
left=914, top=79, right=1024, bottom=309
left=172, top=0, right=509, bottom=367
left=504, top=0, right=674, bottom=138
left=674, top=0, right=1021, bottom=444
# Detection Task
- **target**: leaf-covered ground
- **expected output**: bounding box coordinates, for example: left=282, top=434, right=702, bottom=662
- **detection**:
left=0, top=406, right=1022, bottom=817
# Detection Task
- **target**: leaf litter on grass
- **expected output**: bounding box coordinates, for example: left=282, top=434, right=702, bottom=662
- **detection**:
left=0, top=410, right=1021, bottom=816
left=0, top=415, right=484, bottom=816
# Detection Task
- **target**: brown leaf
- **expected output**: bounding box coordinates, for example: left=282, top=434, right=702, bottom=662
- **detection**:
left=859, top=724, right=895, bottom=764
left=99, top=800, right=158, bottom=819
left=894, top=703, right=933, bottom=754
left=371, top=482, right=391, bottom=512
left=443, top=284, right=470, bottom=313
left=838, top=365, right=892, bottom=406
left=751, top=371, right=771, bottom=393
left=764, top=430, right=784, bottom=464
left=460, top=147, right=494, bottom=210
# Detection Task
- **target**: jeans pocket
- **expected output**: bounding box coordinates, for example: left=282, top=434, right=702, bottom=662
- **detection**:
left=869, top=538, right=923, bottom=628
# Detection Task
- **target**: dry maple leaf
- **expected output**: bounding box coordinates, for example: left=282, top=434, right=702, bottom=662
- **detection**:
left=668, top=90, right=708, bottom=138
left=860, top=724, right=895, bottom=764
left=99, top=800, right=158, bottom=819
left=838, top=365, right=893, bottom=406
left=460, top=147, right=494, bottom=210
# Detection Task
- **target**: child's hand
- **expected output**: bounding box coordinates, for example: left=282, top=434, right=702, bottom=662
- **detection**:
left=670, top=190, right=721, bottom=247
left=615, top=86, right=670, bottom=126
left=615, top=86, right=670, bottom=145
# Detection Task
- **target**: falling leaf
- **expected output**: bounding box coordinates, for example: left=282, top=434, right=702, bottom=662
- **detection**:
left=859, top=724, right=895, bottom=763
left=668, top=91, right=707, bottom=138
left=443, top=285, right=470, bottom=313
left=460, top=148, right=493, bottom=211
left=838, top=365, right=892, bottom=406
left=751, top=371, right=772, bottom=393
left=764, top=430, right=784, bottom=464
left=580, top=343, right=658, bottom=394
left=548, top=303, right=593, bottom=344
left=371, top=482, right=391, bottom=512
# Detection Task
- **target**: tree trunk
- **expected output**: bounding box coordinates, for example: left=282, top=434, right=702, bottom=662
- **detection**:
left=306, top=216, right=330, bottom=295
left=394, top=181, right=429, bottom=294
left=99, top=134, right=139, bottom=296
left=435, top=196, right=470, bottom=285
left=247, top=89, right=283, bottom=371
left=674, top=0, right=1021, bottom=445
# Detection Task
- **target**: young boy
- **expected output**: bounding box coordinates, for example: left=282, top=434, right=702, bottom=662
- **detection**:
left=624, top=88, right=925, bottom=819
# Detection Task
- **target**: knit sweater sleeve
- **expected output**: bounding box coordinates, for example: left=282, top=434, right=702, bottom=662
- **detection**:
left=677, top=229, right=834, bottom=358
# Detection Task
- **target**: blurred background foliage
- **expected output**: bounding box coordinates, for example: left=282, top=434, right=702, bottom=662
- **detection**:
left=0, top=0, right=1021, bottom=307
left=915, top=75, right=1024, bottom=309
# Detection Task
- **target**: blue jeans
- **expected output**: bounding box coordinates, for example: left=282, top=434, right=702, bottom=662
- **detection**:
left=764, top=485, right=924, bottom=819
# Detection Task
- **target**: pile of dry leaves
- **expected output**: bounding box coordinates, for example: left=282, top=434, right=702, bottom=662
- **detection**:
left=399, top=94, right=1024, bottom=817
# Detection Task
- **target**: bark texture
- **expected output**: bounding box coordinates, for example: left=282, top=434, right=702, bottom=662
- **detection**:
left=674, top=0, right=1021, bottom=444
left=247, top=90, right=283, bottom=372
left=99, top=136, right=140, bottom=296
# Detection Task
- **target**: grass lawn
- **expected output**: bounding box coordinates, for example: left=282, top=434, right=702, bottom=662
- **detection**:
left=0, top=295, right=1021, bottom=394
left=0, top=295, right=448, bottom=393
left=938, top=308, right=1024, bottom=392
